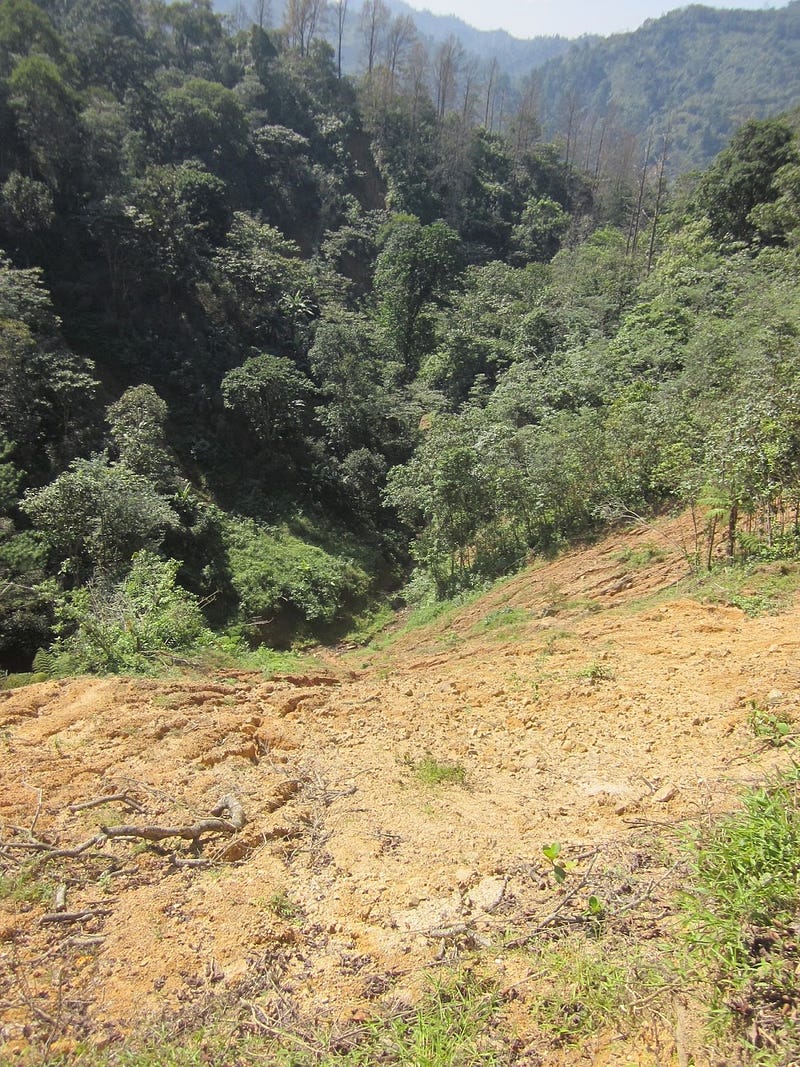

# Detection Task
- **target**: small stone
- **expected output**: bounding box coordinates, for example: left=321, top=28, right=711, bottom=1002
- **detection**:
left=467, top=876, right=506, bottom=913
left=653, top=784, right=678, bottom=804
left=455, top=867, right=473, bottom=888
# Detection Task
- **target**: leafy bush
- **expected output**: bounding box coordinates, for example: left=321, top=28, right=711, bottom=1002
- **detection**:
left=43, top=551, right=214, bottom=674
left=22, top=456, right=177, bottom=580
left=224, top=515, right=371, bottom=630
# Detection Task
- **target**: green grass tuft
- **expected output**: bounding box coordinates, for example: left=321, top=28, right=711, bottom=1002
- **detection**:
left=680, top=769, right=800, bottom=1062
left=406, top=754, right=468, bottom=788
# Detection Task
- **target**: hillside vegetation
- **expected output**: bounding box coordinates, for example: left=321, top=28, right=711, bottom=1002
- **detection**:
left=1, top=0, right=800, bottom=682
left=2, top=4, right=800, bottom=1061
left=536, top=1, right=800, bottom=173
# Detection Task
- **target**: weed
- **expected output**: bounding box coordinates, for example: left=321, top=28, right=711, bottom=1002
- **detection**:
left=540, top=629, right=574, bottom=655
left=265, top=890, right=301, bottom=921
left=542, top=842, right=571, bottom=885
left=405, top=754, right=468, bottom=788
left=529, top=938, right=631, bottom=1045
left=680, top=769, right=800, bottom=1061
left=0, top=867, right=54, bottom=905
left=577, top=660, right=614, bottom=684
left=747, top=701, right=795, bottom=747
left=97, top=870, right=114, bottom=895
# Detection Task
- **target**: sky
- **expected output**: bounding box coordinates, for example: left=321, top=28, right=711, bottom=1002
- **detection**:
left=407, top=0, right=789, bottom=39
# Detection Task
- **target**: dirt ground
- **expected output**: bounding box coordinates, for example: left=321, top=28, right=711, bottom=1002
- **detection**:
left=1, top=513, right=798, bottom=1064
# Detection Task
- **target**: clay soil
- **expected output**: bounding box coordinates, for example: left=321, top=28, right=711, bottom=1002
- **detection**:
left=1, top=513, right=798, bottom=1064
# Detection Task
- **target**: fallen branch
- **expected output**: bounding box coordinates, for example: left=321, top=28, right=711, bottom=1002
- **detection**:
left=2, top=839, right=54, bottom=852
left=169, top=855, right=212, bottom=869
left=101, top=818, right=237, bottom=843
left=101, top=795, right=245, bottom=844
left=68, top=793, right=145, bottom=814
left=38, top=835, right=108, bottom=861
left=25, top=784, right=43, bottom=838
left=211, top=794, right=245, bottom=830
left=40, top=911, right=95, bottom=925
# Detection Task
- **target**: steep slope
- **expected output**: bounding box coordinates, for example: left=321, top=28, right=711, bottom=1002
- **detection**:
left=2, top=512, right=799, bottom=1063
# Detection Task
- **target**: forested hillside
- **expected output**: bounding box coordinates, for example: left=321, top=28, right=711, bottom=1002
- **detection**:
left=536, top=1, right=800, bottom=173
left=1, top=0, right=800, bottom=677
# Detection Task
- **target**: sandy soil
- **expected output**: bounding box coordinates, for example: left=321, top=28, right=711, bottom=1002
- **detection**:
left=1, top=513, right=797, bottom=1064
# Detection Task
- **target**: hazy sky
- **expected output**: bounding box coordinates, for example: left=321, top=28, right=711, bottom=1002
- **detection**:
left=408, top=0, right=788, bottom=39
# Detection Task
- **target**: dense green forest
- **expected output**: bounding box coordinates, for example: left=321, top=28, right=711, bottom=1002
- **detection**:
left=1, top=0, right=799, bottom=675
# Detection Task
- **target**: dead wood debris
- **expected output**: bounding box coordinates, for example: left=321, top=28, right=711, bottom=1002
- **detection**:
left=68, top=793, right=145, bottom=814
left=100, top=793, right=245, bottom=843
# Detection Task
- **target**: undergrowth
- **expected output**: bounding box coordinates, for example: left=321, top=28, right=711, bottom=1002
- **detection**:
left=680, top=768, right=800, bottom=1063
left=46, top=972, right=501, bottom=1067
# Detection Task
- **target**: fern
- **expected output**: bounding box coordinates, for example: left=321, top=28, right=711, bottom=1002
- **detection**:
left=32, top=648, right=60, bottom=678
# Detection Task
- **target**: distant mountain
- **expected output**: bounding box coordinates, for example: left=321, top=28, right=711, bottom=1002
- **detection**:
left=215, top=0, right=574, bottom=77
left=534, top=1, right=800, bottom=172
left=384, top=1, right=575, bottom=77
left=215, top=0, right=800, bottom=174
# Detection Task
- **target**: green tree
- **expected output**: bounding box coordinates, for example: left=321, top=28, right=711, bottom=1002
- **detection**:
left=22, top=455, right=178, bottom=581
left=373, top=215, right=461, bottom=378
left=7, top=55, right=80, bottom=188
left=221, top=353, right=314, bottom=451
left=511, top=195, right=570, bottom=264
left=212, top=212, right=313, bottom=347
left=161, top=77, right=248, bottom=172
left=122, top=161, right=231, bottom=289
left=698, top=118, right=798, bottom=244
left=106, top=385, right=178, bottom=490
left=0, top=0, right=64, bottom=77
left=0, top=257, right=98, bottom=479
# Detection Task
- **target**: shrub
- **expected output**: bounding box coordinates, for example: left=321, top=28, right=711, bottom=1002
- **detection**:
left=224, top=515, right=370, bottom=629
left=44, top=551, right=214, bottom=674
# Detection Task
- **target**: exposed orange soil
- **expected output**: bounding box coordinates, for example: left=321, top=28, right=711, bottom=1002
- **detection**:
left=1, top=513, right=797, bottom=1064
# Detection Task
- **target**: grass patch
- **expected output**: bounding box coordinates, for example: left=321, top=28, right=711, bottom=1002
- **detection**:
left=0, top=865, right=54, bottom=905
left=614, top=544, right=667, bottom=568
left=235, top=645, right=324, bottom=679
left=51, top=971, right=501, bottom=1067
left=383, top=972, right=499, bottom=1065
left=403, top=593, right=479, bottom=633
left=405, top=754, right=468, bottom=788
left=0, top=672, right=50, bottom=690
left=680, top=769, right=800, bottom=1062
left=528, top=938, right=638, bottom=1046
left=470, top=607, right=529, bottom=638
left=691, top=561, right=800, bottom=617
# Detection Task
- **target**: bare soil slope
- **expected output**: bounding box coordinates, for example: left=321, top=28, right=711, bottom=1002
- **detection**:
left=2, top=514, right=798, bottom=1063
